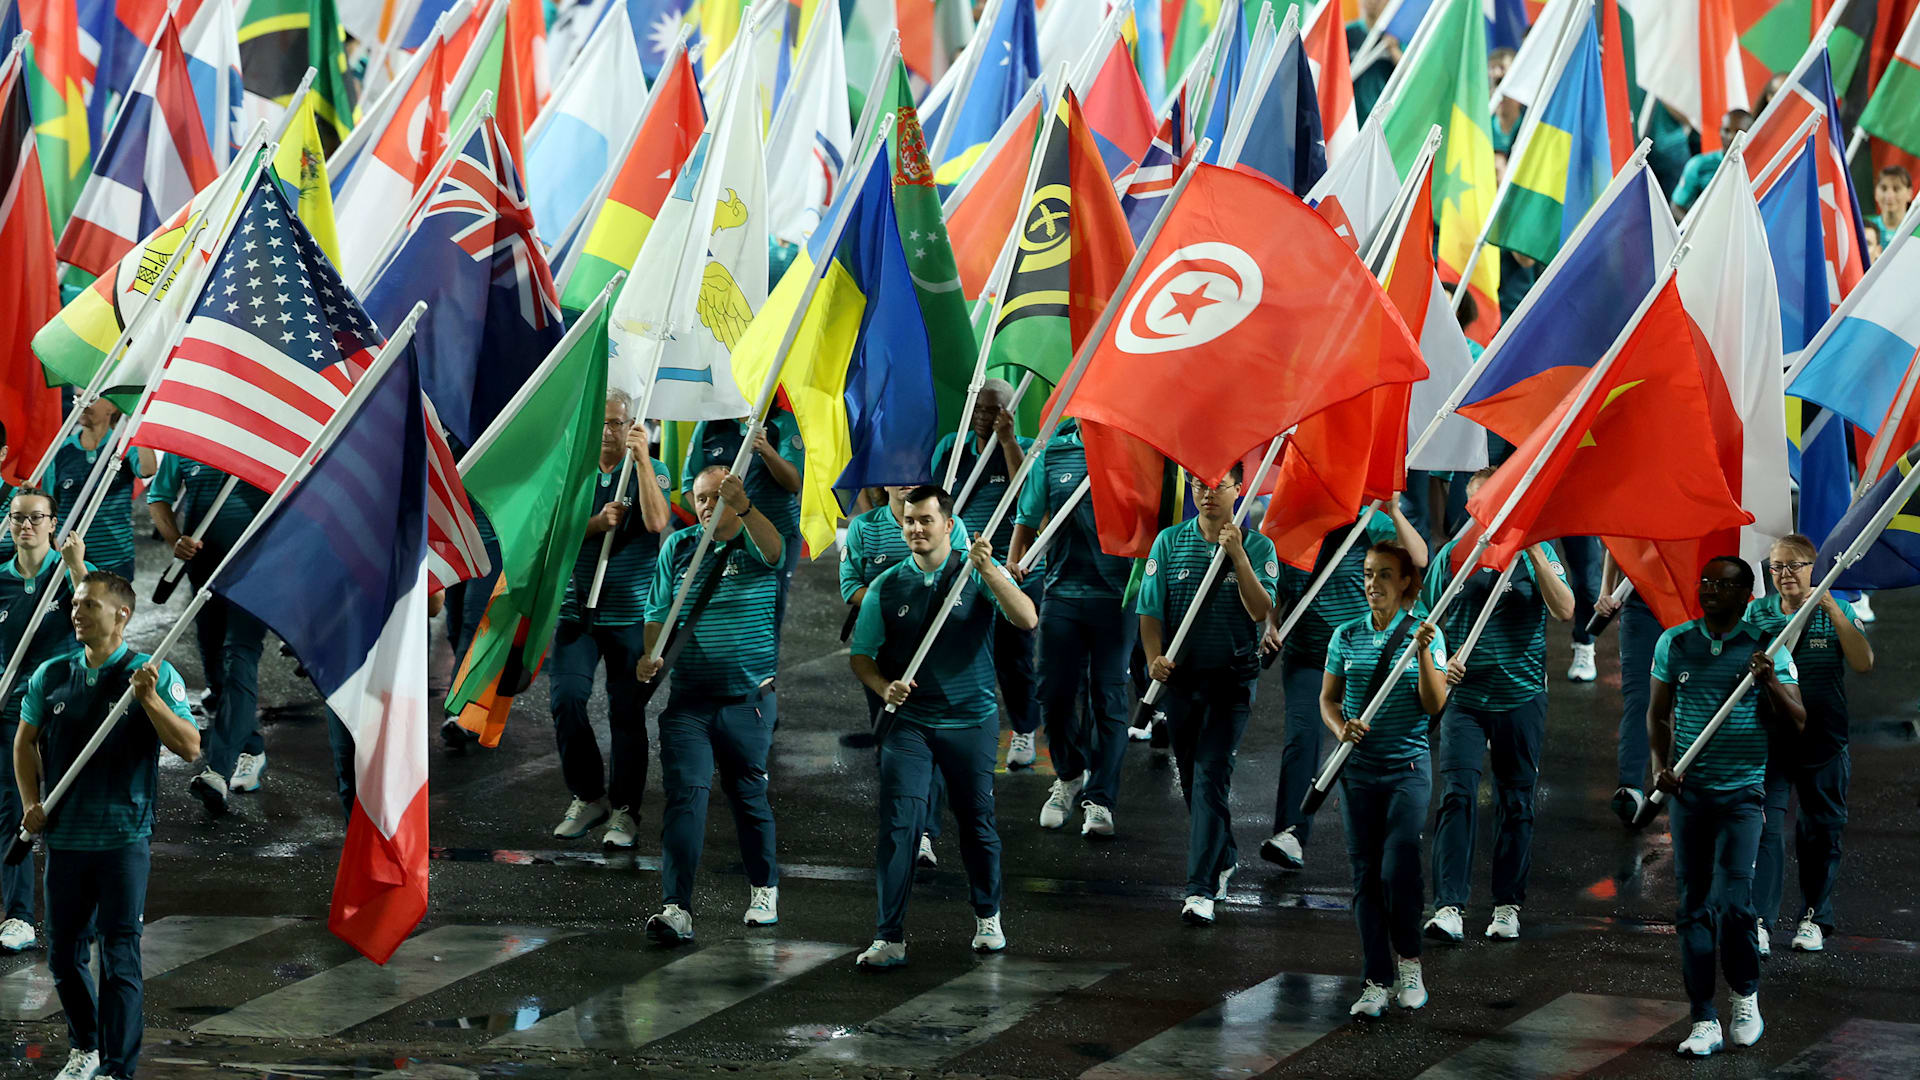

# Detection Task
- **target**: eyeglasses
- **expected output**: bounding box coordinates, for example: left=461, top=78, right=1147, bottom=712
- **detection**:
left=1771, top=560, right=1813, bottom=574
left=602, top=419, right=631, bottom=431
left=1698, top=578, right=1747, bottom=592
left=5, top=512, right=51, bottom=526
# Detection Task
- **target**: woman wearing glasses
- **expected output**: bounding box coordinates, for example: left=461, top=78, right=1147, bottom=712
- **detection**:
left=1745, top=535, right=1873, bottom=957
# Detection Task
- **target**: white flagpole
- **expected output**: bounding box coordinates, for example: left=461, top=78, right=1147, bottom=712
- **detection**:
left=1445, top=559, right=1520, bottom=670
left=356, top=92, right=497, bottom=297
left=581, top=335, right=669, bottom=621
left=1013, top=476, right=1090, bottom=573
left=952, top=371, right=1037, bottom=516
left=882, top=137, right=1217, bottom=713
left=5, top=304, right=430, bottom=866
left=927, top=0, right=1010, bottom=171
left=1747, top=109, right=1825, bottom=196
left=1303, top=242, right=1692, bottom=814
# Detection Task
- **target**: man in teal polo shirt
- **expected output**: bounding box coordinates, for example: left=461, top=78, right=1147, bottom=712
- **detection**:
left=1138, top=464, right=1279, bottom=926
left=14, top=569, right=200, bottom=1080
left=0, top=493, right=91, bottom=954
left=1651, top=556, right=1804, bottom=1058
left=681, top=407, right=804, bottom=631
left=849, top=485, right=1035, bottom=969
left=49, top=399, right=155, bottom=582
left=1420, top=468, right=1575, bottom=944
left=547, top=391, right=674, bottom=847
left=637, top=466, right=785, bottom=944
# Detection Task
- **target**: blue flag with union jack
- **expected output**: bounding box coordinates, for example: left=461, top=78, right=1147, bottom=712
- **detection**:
left=363, top=113, right=564, bottom=449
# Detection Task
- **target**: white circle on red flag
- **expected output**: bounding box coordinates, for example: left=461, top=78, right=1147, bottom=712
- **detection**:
left=1114, top=242, right=1263, bottom=355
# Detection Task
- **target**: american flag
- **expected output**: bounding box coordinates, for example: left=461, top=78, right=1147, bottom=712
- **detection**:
left=423, top=394, right=490, bottom=592
left=131, top=173, right=378, bottom=495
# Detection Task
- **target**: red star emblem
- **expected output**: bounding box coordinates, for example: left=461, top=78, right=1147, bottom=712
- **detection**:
left=1163, top=284, right=1220, bottom=325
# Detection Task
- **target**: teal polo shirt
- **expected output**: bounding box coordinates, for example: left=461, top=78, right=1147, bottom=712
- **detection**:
left=1652, top=619, right=1800, bottom=791
left=559, top=457, right=673, bottom=628
left=1275, top=510, right=1399, bottom=665
left=681, top=412, right=805, bottom=542
left=1326, top=609, right=1448, bottom=769
left=1137, top=517, right=1280, bottom=672
left=1417, top=538, right=1566, bottom=711
left=1012, top=423, right=1133, bottom=602
left=839, top=503, right=968, bottom=602
left=850, top=549, right=1012, bottom=729
left=645, top=523, right=784, bottom=698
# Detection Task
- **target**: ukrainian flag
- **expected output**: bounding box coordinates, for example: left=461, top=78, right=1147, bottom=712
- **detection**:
left=1486, top=11, right=1612, bottom=266
left=932, top=0, right=1040, bottom=188
left=729, top=142, right=938, bottom=557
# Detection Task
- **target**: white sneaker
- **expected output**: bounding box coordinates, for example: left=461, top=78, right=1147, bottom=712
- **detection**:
left=1676, top=1019, right=1724, bottom=1057
left=1610, top=786, right=1646, bottom=827
left=229, top=752, right=267, bottom=793
left=856, top=939, right=907, bottom=970
left=1127, top=719, right=1152, bottom=741
left=916, top=834, right=938, bottom=868
left=1181, top=895, right=1215, bottom=924
left=646, top=904, right=694, bottom=945
left=1395, top=957, right=1428, bottom=1009
left=53, top=1049, right=98, bottom=1080
left=1215, top=863, right=1236, bottom=900
left=743, top=885, right=779, bottom=925
left=1349, top=981, right=1390, bottom=1019
left=1756, top=920, right=1771, bottom=958
left=1079, top=801, right=1115, bottom=837
left=1006, top=732, right=1037, bottom=767
left=0, top=917, right=36, bottom=952
left=1038, top=775, right=1085, bottom=829
left=1425, top=905, right=1464, bottom=943
left=1260, top=828, right=1304, bottom=870
left=189, top=768, right=228, bottom=816
left=1730, top=992, right=1764, bottom=1047
left=971, top=913, right=1007, bottom=952
left=1567, top=642, right=1597, bottom=682
left=1854, top=593, right=1875, bottom=623
left=602, top=807, right=639, bottom=849
left=1792, top=911, right=1825, bottom=952
left=1485, top=904, right=1521, bottom=940
left=553, top=797, right=610, bottom=840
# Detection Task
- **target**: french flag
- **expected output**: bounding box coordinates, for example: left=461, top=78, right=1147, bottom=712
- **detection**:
left=212, top=346, right=440, bottom=964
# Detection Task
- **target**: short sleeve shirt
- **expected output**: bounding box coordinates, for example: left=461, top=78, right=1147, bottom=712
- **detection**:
left=51, top=433, right=145, bottom=572
left=559, top=457, right=673, bottom=627
left=681, top=412, right=805, bottom=541
left=930, top=431, right=1032, bottom=555
left=1652, top=619, right=1799, bottom=791
left=1417, top=538, right=1566, bottom=710
left=1012, top=424, right=1134, bottom=601
left=1137, top=518, right=1280, bottom=672
left=839, top=503, right=968, bottom=602
left=1275, top=510, right=1399, bottom=665
left=0, top=554, right=90, bottom=722
left=849, top=552, right=1011, bottom=728
left=145, top=455, right=268, bottom=562
left=644, top=524, right=784, bottom=698
left=1744, top=593, right=1855, bottom=762
left=1326, top=609, right=1446, bottom=769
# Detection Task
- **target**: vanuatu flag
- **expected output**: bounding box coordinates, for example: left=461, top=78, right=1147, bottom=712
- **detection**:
left=987, top=89, right=1135, bottom=386
left=1379, top=0, right=1500, bottom=344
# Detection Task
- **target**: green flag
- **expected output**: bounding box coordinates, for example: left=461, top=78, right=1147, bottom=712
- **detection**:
left=884, top=56, right=978, bottom=434
left=446, top=305, right=610, bottom=718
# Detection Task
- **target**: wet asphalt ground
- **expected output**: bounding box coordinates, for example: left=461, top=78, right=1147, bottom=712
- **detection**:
left=3, top=536, right=1918, bottom=1080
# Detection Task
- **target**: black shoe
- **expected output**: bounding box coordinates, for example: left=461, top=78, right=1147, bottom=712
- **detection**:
left=439, top=718, right=479, bottom=748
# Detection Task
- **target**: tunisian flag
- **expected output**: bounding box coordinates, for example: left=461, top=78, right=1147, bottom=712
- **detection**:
left=1459, top=280, right=1752, bottom=575
left=1068, top=164, right=1425, bottom=487
left=0, top=61, right=62, bottom=485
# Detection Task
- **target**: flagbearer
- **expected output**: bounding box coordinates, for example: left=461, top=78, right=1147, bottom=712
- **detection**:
left=1138, top=465, right=1279, bottom=926
left=548, top=391, right=674, bottom=847
left=0, top=495, right=92, bottom=954
left=682, top=407, right=804, bottom=631
left=1260, top=503, right=1426, bottom=871
left=930, top=380, right=1044, bottom=768
left=1324, top=542, right=1446, bottom=1019
left=841, top=485, right=970, bottom=868
left=49, top=400, right=156, bottom=582
left=14, top=568, right=200, bottom=1080
left=637, top=466, right=785, bottom=943
left=1650, top=556, right=1804, bottom=1058
left=848, top=485, right=1034, bottom=969
left=1747, top=535, right=1871, bottom=956
left=146, top=457, right=270, bottom=813
left=0, top=424, right=55, bottom=565
left=1009, top=418, right=1135, bottom=838
left=1420, top=468, right=1574, bottom=944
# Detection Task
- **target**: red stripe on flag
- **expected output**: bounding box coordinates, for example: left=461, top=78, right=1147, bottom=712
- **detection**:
left=171, top=336, right=342, bottom=425
left=141, top=382, right=316, bottom=462
left=331, top=783, right=429, bottom=964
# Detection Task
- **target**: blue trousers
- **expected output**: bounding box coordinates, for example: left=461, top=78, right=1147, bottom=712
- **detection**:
left=549, top=619, right=656, bottom=811
left=1432, top=694, right=1546, bottom=909
left=1558, top=537, right=1602, bottom=645
left=47, top=840, right=148, bottom=1079
left=1164, top=676, right=1254, bottom=899
left=773, top=530, right=802, bottom=634
left=1754, top=748, right=1848, bottom=933
left=874, top=719, right=1001, bottom=941
left=1271, top=658, right=1325, bottom=842
left=1670, top=784, right=1764, bottom=1022
left=325, top=709, right=355, bottom=824
left=1036, top=595, right=1134, bottom=810
left=0, top=715, right=34, bottom=924
left=864, top=687, right=946, bottom=839
left=191, top=592, right=265, bottom=779
left=658, top=689, right=778, bottom=910
left=993, top=578, right=1043, bottom=736
left=1341, top=758, right=1431, bottom=985
left=1617, top=596, right=1662, bottom=790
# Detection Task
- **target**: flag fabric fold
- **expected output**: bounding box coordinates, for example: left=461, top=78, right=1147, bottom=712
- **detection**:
left=0, top=56, right=63, bottom=486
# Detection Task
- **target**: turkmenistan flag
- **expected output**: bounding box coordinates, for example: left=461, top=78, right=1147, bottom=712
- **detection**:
left=1379, top=0, right=1500, bottom=343
left=988, top=90, right=1134, bottom=386
left=883, top=55, right=977, bottom=435
left=1859, top=9, right=1920, bottom=156
left=238, top=0, right=358, bottom=156
left=446, top=302, right=609, bottom=747
left=1486, top=10, right=1612, bottom=266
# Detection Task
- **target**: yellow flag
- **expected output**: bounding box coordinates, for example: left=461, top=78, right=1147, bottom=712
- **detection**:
left=272, top=99, right=342, bottom=267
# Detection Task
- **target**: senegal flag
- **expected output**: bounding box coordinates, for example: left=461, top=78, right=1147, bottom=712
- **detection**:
left=1379, top=0, right=1500, bottom=343
left=559, top=48, right=705, bottom=312
left=447, top=301, right=609, bottom=747
left=987, top=89, right=1135, bottom=386
left=729, top=146, right=937, bottom=558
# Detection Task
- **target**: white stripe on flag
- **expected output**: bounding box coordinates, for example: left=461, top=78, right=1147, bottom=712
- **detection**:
left=135, top=408, right=309, bottom=482
left=326, top=562, right=430, bottom=836
left=151, top=353, right=338, bottom=444
left=187, top=319, right=358, bottom=407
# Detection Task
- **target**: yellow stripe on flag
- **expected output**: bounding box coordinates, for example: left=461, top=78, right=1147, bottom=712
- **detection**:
left=1513, top=123, right=1572, bottom=203
left=582, top=201, right=660, bottom=264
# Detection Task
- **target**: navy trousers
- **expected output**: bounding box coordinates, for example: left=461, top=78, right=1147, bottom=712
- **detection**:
left=657, top=689, right=778, bottom=910
left=1036, top=595, right=1134, bottom=810
left=873, top=719, right=1001, bottom=941
left=1670, top=784, right=1764, bottom=1022
left=1754, top=748, right=1848, bottom=933
left=47, top=840, right=149, bottom=1078
left=1432, top=694, right=1546, bottom=909
left=1340, top=758, right=1431, bottom=985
